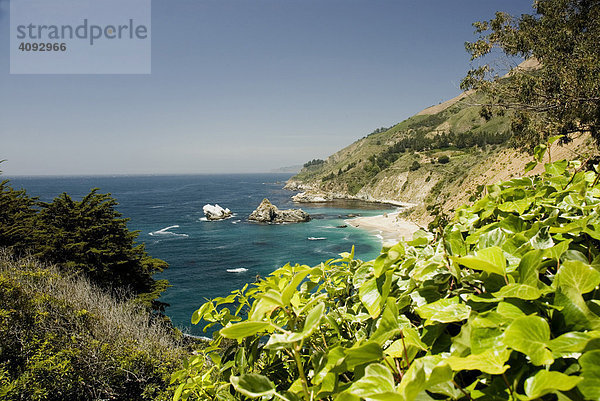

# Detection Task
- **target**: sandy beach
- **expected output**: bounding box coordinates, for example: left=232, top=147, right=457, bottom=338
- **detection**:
left=346, top=212, right=422, bottom=245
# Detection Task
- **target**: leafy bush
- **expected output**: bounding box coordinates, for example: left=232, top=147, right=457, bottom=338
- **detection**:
left=438, top=155, right=450, bottom=164
left=0, top=253, right=186, bottom=401
left=173, top=157, right=600, bottom=401
left=409, top=160, right=421, bottom=171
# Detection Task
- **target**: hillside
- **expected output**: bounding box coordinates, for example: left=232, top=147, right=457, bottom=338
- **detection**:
left=286, top=90, right=596, bottom=224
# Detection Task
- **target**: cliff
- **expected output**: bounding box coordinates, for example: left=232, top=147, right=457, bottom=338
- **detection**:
left=286, top=90, right=596, bottom=225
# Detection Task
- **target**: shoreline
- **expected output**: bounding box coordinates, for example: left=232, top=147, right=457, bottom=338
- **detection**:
left=345, top=212, right=422, bottom=245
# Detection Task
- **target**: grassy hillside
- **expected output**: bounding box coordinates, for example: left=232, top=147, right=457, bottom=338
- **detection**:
left=0, top=253, right=187, bottom=400
left=287, top=91, right=596, bottom=223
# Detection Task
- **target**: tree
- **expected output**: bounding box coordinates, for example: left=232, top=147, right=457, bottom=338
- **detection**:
left=32, top=190, right=169, bottom=310
left=0, top=180, right=37, bottom=254
left=461, top=0, right=600, bottom=148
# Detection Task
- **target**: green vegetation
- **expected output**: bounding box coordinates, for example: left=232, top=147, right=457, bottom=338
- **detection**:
left=0, top=181, right=168, bottom=311
left=463, top=0, right=600, bottom=147
left=0, top=253, right=186, bottom=400
left=173, top=155, right=600, bottom=400
left=0, top=171, right=187, bottom=399
left=303, top=159, right=326, bottom=169
left=291, top=91, right=513, bottom=199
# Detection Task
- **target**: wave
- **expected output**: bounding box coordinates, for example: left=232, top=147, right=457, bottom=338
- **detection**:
left=227, top=268, right=248, bottom=273
left=149, top=225, right=189, bottom=238
left=150, top=205, right=164, bottom=209
left=231, top=219, right=241, bottom=224
left=308, top=237, right=327, bottom=241
left=198, top=217, right=208, bottom=222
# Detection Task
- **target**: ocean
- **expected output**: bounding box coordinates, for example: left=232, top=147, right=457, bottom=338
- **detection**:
left=7, top=174, right=393, bottom=335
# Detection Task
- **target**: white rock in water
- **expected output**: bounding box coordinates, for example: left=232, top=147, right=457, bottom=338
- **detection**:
left=203, top=204, right=233, bottom=221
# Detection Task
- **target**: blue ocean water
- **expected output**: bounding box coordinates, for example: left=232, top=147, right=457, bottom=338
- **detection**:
left=7, top=174, right=393, bottom=335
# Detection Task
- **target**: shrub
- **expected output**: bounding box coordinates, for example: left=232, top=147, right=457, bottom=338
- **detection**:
left=409, top=160, right=421, bottom=171
left=173, top=157, right=600, bottom=401
left=0, top=253, right=186, bottom=401
left=438, top=155, right=450, bottom=164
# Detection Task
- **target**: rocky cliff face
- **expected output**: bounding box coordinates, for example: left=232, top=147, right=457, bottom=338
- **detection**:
left=248, top=198, right=310, bottom=223
left=286, top=90, right=597, bottom=224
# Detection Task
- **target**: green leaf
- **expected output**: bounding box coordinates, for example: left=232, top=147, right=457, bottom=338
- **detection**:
left=373, top=243, right=405, bottom=278
left=556, top=260, right=600, bottom=294
left=371, top=298, right=400, bottom=345
left=359, top=277, right=382, bottom=319
left=524, top=370, right=582, bottom=399
left=534, top=143, right=547, bottom=162
left=301, top=301, right=325, bottom=338
left=451, top=246, right=506, bottom=276
left=220, top=321, right=270, bottom=340
left=281, top=270, right=310, bottom=305
left=349, top=363, right=396, bottom=399
left=524, top=160, right=538, bottom=173
left=385, top=328, right=427, bottom=357
left=265, top=303, right=325, bottom=348
left=230, top=374, right=276, bottom=398
left=446, top=348, right=511, bottom=374
left=544, top=160, right=568, bottom=176
left=343, top=342, right=383, bottom=370
left=415, top=297, right=471, bottom=324
left=397, top=356, right=451, bottom=401
left=548, top=332, right=593, bottom=357
left=502, top=316, right=553, bottom=365
left=579, top=350, right=600, bottom=400
left=517, top=250, right=544, bottom=286
left=492, top=283, right=542, bottom=300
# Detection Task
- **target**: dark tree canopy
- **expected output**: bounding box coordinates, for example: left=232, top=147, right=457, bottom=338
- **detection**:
left=461, top=0, right=600, bottom=148
left=0, top=183, right=169, bottom=311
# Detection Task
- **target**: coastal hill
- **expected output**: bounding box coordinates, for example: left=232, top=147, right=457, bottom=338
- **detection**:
left=286, top=88, right=595, bottom=224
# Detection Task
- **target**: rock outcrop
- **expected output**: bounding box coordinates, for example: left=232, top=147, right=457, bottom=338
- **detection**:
left=249, top=198, right=310, bottom=223
left=292, top=191, right=332, bottom=203
left=203, top=204, right=233, bottom=221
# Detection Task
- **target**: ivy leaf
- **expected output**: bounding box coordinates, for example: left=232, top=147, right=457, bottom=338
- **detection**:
left=373, top=243, right=405, bottom=278
left=349, top=363, right=396, bottom=399
left=397, top=356, right=451, bottom=401
left=524, top=160, right=538, bottom=173
left=517, top=249, right=544, bottom=286
left=359, top=277, right=382, bottom=319
left=342, top=342, right=383, bottom=370
left=281, top=270, right=310, bottom=305
left=578, top=350, right=600, bottom=400
left=220, top=321, right=270, bottom=340
left=451, top=246, right=506, bottom=276
left=492, top=283, right=542, bottom=300
left=265, top=303, right=325, bottom=348
left=524, top=370, right=582, bottom=399
left=556, top=260, right=600, bottom=295
left=416, top=297, right=471, bottom=324
left=548, top=332, right=594, bottom=358
left=230, top=374, right=276, bottom=398
left=371, top=298, right=400, bottom=345
left=502, top=316, right=553, bottom=365
left=446, top=348, right=511, bottom=374
left=544, top=160, right=568, bottom=176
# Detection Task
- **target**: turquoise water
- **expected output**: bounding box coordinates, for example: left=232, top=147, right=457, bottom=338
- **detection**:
left=7, top=174, right=393, bottom=335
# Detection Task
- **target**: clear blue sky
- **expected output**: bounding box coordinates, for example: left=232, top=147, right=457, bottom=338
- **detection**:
left=0, top=0, right=533, bottom=175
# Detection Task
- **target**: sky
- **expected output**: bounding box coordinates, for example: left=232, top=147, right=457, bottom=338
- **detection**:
left=0, top=0, right=534, bottom=176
